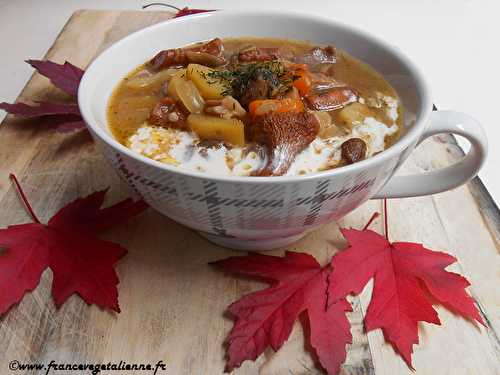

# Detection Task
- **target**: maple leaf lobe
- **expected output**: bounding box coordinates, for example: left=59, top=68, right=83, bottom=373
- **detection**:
left=0, top=102, right=80, bottom=118
left=329, top=228, right=483, bottom=367
left=174, top=8, right=216, bottom=17
left=0, top=187, right=147, bottom=315
left=0, top=224, right=49, bottom=314
left=0, top=60, right=86, bottom=133
left=26, top=59, right=84, bottom=96
left=213, top=251, right=351, bottom=375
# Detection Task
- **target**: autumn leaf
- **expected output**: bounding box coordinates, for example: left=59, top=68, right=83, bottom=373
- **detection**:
left=0, top=102, right=80, bottom=117
left=26, top=59, right=84, bottom=96
left=0, top=174, right=148, bottom=315
left=212, top=251, right=352, bottom=375
left=174, top=7, right=215, bottom=17
left=141, top=4, right=215, bottom=17
left=328, top=227, right=484, bottom=367
left=0, top=60, right=86, bottom=132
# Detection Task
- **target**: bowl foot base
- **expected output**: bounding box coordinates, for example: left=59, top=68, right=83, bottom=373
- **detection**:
left=197, top=231, right=306, bottom=251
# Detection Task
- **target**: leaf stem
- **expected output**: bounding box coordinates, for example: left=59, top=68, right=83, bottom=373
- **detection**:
left=383, top=198, right=389, bottom=241
left=362, top=212, right=380, bottom=231
left=141, top=3, right=181, bottom=10
left=9, top=173, right=41, bottom=224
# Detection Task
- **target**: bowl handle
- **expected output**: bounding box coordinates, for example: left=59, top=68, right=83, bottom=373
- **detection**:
left=373, top=110, right=488, bottom=199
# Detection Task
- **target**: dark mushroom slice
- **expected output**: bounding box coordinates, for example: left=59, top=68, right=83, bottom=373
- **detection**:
left=184, top=50, right=225, bottom=67
left=238, top=75, right=274, bottom=108
left=306, top=87, right=358, bottom=111
left=195, top=38, right=225, bottom=56
left=149, top=97, right=188, bottom=129
left=249, top=112, right=319, bottom=176
left=237, top=46, right=281, bottom=62
left=296, top=45, right=336, bottom=65
left=311, top=46, right=336, bottom=63
left=309, top=72, right=342, bottom=92
left=150, top=48, right=188, bottom=70
left=341, top=138, right=367, bottom=164
left=149, top=38, right=225, bottom=69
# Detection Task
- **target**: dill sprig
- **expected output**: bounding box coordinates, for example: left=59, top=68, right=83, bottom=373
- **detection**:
left=204, top=60, right=298, bottom=97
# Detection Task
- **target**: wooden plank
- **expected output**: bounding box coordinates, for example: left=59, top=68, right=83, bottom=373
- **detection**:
left=0, top=10, right=498, bottom=375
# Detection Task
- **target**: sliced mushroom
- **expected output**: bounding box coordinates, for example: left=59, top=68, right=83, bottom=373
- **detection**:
left=249, top=112, right=319, bottom=176
left=149, top=38, right=225, bottom=69
left=309, top=72, right=342, bottom=92
left=238, top=75, right=273, bottom=108
left=237, top=46, right=280, bottom=62
left=296, top=46, right=336, bottom=65
left=184, top=51, right=226, bottom=67
left=341, top=138, right=367, bottom=164
left=306, top=87, right=358, bottom=111
left=310, top=46, right=336, bottom=64
left=150, top=48, right=187, bottom=70
left=149, top=97, right=188, bottom=129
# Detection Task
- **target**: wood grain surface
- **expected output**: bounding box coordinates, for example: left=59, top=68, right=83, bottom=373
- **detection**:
left=0, top=10, right=498, bottom=375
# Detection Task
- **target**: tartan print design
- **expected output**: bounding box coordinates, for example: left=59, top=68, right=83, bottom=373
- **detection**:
left=186, top=192, right=283, bottom=208
left=101, top=143, right=387, bottom=237
left=202, top=180, right=228, bottom=236
left=115, top=156, right=375, bottom=209
left=303, top=180, right=331, bottom=226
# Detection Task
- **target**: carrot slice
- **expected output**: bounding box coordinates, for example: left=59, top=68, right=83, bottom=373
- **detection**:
left=290, top=65, right=312, bottom=96
left=248, top=98, right=304, bottom=117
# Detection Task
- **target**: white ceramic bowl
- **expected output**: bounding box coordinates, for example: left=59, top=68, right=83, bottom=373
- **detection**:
left=78, top=10, right=487, bottom=250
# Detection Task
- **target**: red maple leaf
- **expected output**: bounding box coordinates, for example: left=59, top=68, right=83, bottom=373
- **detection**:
left=0, top=174, right=148, bottom=315
left=174, top=7, right=215, bottom=18
left=212, top=251, right=352, bottom=375
left=26, top=59, right=84, bottom=96
left=328, top=213, right=484, bottom=367
left=0, top=60, right=86, bottom=132
left=0, top=102, right=80, bottom=117
left=141, top=4, right=215, bottom=17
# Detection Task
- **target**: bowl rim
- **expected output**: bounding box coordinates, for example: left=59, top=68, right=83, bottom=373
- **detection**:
left=78, top=9, right=433, bottom=184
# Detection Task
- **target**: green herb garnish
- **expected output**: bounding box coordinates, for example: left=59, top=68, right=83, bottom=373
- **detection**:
left=204, top=60, right=298, bottom=98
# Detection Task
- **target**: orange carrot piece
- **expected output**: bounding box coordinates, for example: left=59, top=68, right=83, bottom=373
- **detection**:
left=289, top=64, right=312, bottom=96
left=248, top=98, right=304, bottom=117
left=293, top=70, right=312, bottom=96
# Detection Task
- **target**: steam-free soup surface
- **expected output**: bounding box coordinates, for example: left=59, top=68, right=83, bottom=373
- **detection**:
left=108, top=37, right=403, bottom=176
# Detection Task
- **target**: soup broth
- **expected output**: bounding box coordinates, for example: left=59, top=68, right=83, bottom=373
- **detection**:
left=108, top=37, right=403, bottom=176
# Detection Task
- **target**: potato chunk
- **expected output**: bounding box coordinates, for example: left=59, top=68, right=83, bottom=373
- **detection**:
left=338, top=102, right=373, bottom=128
left=125, top=68, right=178, bottom=90
left=187, top=114, right=245, bottom=146
left=313, top=111, right=345, bottom=138
left=167, top=69, right=187, bottom=101
left=186, top=64, right=227, bottom=100
left=168, top=69, right=205, bottom=113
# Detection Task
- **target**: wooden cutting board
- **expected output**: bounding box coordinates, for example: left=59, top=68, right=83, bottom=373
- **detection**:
left=0, top=10, right=499, bottom=375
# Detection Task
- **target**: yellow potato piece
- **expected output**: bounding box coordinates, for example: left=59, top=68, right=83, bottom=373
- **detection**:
left=338, top=102, right=373, bottom=128
left=312, top=111, right=345, bottom=139
left=176, top=79, right=205, bottom=114
left=125, top=68, right=178, bottom=90
left=187, top=114, right=245, bottom=146
left=186, top=64, right=227, bottom=100
left=167, top=69, right=187, bottom=101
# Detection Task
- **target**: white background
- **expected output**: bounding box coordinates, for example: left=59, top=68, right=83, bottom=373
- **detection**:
left=1, top=0, right=498, bottom=202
